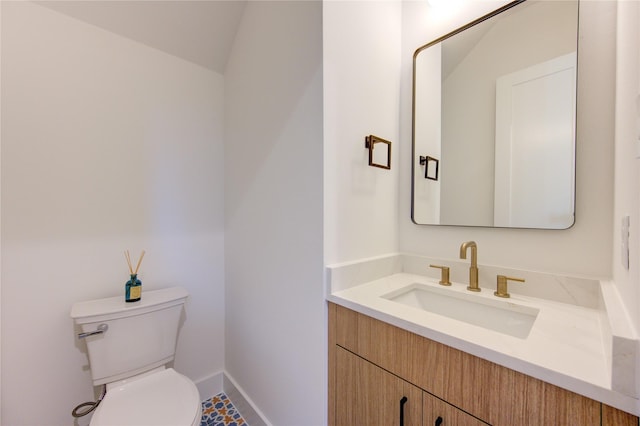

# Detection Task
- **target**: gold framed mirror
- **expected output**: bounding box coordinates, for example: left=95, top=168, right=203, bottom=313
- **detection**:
left=412, top=0, right=579, bottom=229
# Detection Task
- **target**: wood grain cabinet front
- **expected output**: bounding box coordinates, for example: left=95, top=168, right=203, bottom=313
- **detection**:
left=328, top=302, right=639, bottom=426
left=336, top=346, right=421, bottom=426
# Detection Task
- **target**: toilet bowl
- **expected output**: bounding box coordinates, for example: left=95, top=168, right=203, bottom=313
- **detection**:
left=90, top=367, right=201, bottom=426
left=71, top=287, right=200, bottom=426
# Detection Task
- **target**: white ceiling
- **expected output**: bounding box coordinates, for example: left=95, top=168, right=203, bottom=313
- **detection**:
left=36, top=1, right=247, bottom=74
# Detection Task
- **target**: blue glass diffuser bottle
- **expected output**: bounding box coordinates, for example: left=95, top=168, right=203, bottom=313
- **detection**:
left=125, top=274, right=142, bottom=303
left=124, top=250, right=145, bottom=303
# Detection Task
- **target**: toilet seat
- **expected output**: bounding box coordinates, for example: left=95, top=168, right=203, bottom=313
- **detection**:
left=90, top=368, right=201, bottom=426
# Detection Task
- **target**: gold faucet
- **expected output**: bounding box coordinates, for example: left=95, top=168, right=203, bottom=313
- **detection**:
left=459, top=241, right=480, bottom=292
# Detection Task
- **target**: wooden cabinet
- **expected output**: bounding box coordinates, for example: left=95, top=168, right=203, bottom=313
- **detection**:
left=328, top=302, right=639, bottom=426
left=336, top=346, right=421, bottom=425
left=335, top=346, right=483, bottom=426
left=602, top=404, right=639, bottom=426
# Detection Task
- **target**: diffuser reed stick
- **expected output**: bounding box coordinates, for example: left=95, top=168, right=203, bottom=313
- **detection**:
left=124, top=250, right=133, bottom=274
left=134, top=250, right=145, bottom=274
left=124, top=250, right=145, bottom=274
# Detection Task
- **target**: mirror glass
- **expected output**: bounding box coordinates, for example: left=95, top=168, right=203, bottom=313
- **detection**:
left=412, top=0, right=579, bottom=229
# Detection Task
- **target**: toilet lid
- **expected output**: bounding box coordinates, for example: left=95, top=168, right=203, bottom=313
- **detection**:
left=90, top=368, right=201, bottom=426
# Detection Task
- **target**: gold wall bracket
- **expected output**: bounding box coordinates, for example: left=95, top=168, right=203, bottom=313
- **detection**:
left=419, top=155, right=439, bottom=180
left=365, top=135, right=392, bottom=170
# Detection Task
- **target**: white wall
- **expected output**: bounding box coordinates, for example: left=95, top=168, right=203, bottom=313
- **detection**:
left=324, top=1, right=402, bottom=264
left=1, top=3, right=225, bottom=424
left=0, top=2, right=3, bottom=420
left=224, top=2, right=325, bottom=425
left=399, top=1, right=616, bottom=278
left=613, top=1, right=640, bottom=336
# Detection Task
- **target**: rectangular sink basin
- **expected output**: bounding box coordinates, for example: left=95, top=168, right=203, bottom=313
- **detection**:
left=382, top=283, right=539, bottom=339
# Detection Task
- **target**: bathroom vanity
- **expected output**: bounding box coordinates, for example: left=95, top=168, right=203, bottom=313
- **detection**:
left=328, top=303, right=636, bottom=425
left=326, top=254, right=640, bottom=425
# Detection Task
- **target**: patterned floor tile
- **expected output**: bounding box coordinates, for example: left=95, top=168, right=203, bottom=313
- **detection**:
left=201, top=392, right=248, bottom=426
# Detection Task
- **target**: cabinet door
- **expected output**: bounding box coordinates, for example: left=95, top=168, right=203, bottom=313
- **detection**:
left=335, top=346, right=422, bottom=426
left=602, top=404, right=639, bottom=426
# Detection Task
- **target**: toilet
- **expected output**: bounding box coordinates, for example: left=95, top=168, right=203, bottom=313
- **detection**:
left=71, top=287, right=202, bottom=426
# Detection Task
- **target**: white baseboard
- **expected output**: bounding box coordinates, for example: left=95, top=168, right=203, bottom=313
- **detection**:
left=223, top=373, right=271, bottom=426
left=194, top=370, right=271, bottom=426
left=194, top=370, right=224, bottom=401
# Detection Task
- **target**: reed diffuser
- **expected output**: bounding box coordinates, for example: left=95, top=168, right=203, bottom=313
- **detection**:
left=124, top=250, right=145, bottom=302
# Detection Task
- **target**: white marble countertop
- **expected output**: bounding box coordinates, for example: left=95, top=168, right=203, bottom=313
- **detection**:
left=326, top=254, right=639, bottom=416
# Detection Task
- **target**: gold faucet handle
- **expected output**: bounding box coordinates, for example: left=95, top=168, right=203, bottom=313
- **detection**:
left=495, top=275, right=525, bottom=298
left=429, top=264, right=451, bottom=286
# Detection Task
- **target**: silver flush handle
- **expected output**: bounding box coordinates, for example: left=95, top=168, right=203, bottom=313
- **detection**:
left=77, top=323, right=108, bottom=339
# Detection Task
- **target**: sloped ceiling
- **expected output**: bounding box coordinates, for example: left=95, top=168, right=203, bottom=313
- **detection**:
left=36, top=1, right=247, bottom=74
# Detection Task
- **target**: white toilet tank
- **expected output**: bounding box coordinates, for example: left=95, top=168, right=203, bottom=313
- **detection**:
left=71, top=287, right=189, bottom=386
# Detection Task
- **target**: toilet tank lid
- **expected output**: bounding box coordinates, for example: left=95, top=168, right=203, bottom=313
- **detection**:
left=70, top=287, right=189, bottom=323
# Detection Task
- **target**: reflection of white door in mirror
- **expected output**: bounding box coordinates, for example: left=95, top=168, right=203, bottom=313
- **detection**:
left=494, top=52, right=576, bottom=229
